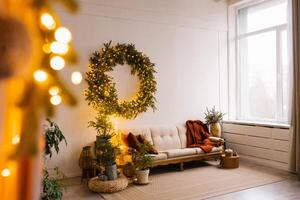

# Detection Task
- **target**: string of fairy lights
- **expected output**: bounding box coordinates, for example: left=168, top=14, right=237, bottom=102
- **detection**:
left=34, top=11, right=82, bottom=106
left=1, top=9, right=81, bottom=179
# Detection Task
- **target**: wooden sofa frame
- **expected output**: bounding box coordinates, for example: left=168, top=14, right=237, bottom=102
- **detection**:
left=152, top=151, right=223, bottom=171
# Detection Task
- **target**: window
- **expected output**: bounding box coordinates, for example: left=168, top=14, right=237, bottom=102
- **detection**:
left=235, top=0, right=290, bottom=123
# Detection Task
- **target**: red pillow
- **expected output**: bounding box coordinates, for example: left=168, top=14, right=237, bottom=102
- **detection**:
left=121, top=132, right=129, bottom=146
left=127, top=132, right=141, bottom=151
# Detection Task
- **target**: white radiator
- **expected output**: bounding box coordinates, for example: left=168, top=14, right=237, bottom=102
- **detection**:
left=222, top=123, right=291, bottom=170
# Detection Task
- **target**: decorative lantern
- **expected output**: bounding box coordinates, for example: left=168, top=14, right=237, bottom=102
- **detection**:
left=79, top=146, right=94, bottom=183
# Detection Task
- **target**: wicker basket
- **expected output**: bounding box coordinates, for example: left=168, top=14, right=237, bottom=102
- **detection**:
left=88, top=174, right=128, bottom=193
left=220, top=154, right=239, bottom=169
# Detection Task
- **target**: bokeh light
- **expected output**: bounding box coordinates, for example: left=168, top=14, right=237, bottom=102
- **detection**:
left=71, top=71, right=82, bottom=85
left=34, top=70, right=48, bottom=82
left=50, top=95, right=62, bottom=105
left=55, top=27, right=72, bottom=43
left=50, top=41, right=69, bottom=55
left=50, top=56, right=65, bottom=70
left=40, top=13, right=56, bottom=30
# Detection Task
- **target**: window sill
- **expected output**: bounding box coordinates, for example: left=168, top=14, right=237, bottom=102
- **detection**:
left=223, top=120, right=290, bottom=129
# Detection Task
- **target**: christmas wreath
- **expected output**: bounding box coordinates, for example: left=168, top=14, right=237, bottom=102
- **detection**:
left=85, top=41, right=157, bottom=133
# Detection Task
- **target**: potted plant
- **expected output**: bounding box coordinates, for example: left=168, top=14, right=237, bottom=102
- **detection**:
left=131, top=143, right=154, bottom=184
left=88, top=116, right=120, bottom=180
left=88, top=115, right=114, bottom=147
left=41, top=119, right=67, bottom=200
left=204, top=106, right=226, bottom=137
left=41, top=167, right=66, bottom=200
left=97, top=135, right=120, bottom=180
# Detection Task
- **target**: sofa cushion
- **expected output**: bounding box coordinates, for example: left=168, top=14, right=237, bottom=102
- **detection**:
left=137, top=135, right=158, bottom=154
left=121, top=127, right=153, bottom=145
left=127, top=132, right=141, bottom=151
left=163, top=148, right=197, bottom=158
left=149, top=153, right=168, bottom=161
left=151, top=126, right=181, bottom=151
left=209, top=136, right=225, bottom=143
left=177, top=123, right=187, bottom=148
left=211, top=146, right=223, bottom=152
left=195, top=146, right=223, bottom=154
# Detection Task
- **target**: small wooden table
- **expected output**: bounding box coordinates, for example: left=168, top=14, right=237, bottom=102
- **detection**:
left=220, top=154, right=239, bottom=169
left=88, top=174, right=128, bottom=193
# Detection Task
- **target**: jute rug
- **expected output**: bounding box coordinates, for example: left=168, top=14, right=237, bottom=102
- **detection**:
left=102, top=162, right=285, bottom=200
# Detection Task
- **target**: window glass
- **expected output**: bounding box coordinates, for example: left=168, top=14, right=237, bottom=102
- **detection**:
left=239, top=31, right=277, bottom=121
left=238, top=0, right=287, bottom=34
left=236, top=0, right=289, bottom=123
left=281, top=30, right=290, bottom=121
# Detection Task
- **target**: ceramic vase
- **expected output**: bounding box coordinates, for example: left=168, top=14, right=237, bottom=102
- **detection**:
left=105, top=163, right=118, bottom=180
left=210, top=122, right=222, bottom=137
left=136, top=169, right=150, bottom=184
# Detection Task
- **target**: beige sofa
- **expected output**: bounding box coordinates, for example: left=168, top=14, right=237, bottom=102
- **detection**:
left=122, top=124, right=224, bottom=170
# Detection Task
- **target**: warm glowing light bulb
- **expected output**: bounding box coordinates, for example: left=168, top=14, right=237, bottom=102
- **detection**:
left=55, top=27, right=72, bottom=43
left=49, top=86, right=60, bottom=96
left=12, top=135, right=20, bottom=145
left=71, top=71, right=82, bottom=85
left=50, top=95, right=62, bottom=105
left=50, top=56, right=65, bottom=70
left=42, top=43, right=51, bottom=54
left=50, top=41, right=69, bottom=55
left=40, top=13, right=56, bottom=30
left=1, top=168, right=10, bottom=177
left=34, top=70, right=48, bottom=82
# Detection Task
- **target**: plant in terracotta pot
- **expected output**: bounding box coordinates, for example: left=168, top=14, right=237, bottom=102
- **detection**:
left=131, top=143, right=154, bottom=184
left=204, top=106, right=226, bottom=137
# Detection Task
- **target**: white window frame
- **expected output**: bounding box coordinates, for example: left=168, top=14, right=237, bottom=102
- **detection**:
left=228, top=0, right=290, bottom=125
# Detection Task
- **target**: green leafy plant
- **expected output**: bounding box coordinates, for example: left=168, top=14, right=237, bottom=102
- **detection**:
left=41, top=119, right=67, bottom=200
left=204, top=106, right=226, bottom=124
left=131, top=143, right=154, bottom=170
left=44, top=118, right=67, bottom=158
left=88, top=113, right=114, bottom=136
left=41, top=167, right=66, bottom=200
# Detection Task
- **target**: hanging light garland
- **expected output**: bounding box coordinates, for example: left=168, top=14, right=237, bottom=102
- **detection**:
left=29, top=5, right=83, bottom=109
left=9, top=2, right=82, bottom=161
left=85, top=41, right=157, bottom=135
left=0, top=0, right=81, bottom=186
left=0, top=1, right=81, bottom=198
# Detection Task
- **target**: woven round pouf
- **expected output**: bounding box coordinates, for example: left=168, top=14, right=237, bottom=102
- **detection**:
left=88, top=175, right=128, bottom=193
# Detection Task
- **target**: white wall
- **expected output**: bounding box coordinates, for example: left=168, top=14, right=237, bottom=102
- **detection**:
left=48, top=0, right=228, bottom=177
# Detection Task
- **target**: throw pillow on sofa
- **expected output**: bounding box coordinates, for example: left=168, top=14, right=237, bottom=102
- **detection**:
left=137, top=135, right=158, bottom=154
left=127, top=132, right=141, bottom=151
left=126, top=133, right=158, bottom=154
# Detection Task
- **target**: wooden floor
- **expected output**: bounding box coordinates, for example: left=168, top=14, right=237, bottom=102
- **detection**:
left=62, top=161, right=300, bottom=200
